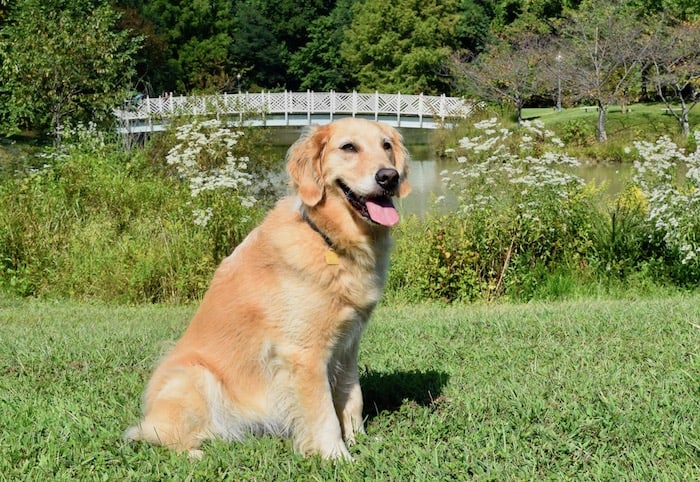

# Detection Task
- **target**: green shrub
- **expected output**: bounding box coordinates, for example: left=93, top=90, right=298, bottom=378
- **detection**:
left=590, top=186, right=653, bottom=279
left=388, top=215, right=482, bottom=302
left=0, top=123, right=265, bottom=302
left=559, top=119, right=596, bottom=147
left=3, top=119, right=700, bottom=304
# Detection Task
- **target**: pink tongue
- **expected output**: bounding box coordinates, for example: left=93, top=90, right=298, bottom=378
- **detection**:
left=366, top=198, right=400, bottom=226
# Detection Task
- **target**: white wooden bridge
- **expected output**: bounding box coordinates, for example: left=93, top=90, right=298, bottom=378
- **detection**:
left=114, top=91, right=473, bottom=133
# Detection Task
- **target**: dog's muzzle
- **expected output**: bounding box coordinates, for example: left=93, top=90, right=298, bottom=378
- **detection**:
left=338, top=168, right=401, bottom=227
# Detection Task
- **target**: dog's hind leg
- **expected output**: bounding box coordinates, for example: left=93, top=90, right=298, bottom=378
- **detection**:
left=124, top=364, right=215, bottom=457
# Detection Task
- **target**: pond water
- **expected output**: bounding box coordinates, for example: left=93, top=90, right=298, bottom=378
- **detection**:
left=399, top=155, right=635, bottom=217
left=264, top=127, right=642, bottom=217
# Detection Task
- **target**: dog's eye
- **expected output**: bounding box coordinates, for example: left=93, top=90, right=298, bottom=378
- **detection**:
left=383, top=141, right=392, bottom=151
left=341, top=143, right=357, bottom=152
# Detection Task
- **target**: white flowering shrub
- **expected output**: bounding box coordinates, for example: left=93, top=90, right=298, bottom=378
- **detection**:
left=166, top=119, right=257, bottom=218
left=164, top=119, right=265, bottom=260
left=632, top=133, right=700, bottom=281
left=403, top=118, right=599, bottom=301
left=444, top=118, right=580, bottom=217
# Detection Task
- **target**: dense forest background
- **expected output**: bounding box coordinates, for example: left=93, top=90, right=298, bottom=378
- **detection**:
left=0, top=0, right=698, bottom=137
left=115, top=0, right=698, bottom=96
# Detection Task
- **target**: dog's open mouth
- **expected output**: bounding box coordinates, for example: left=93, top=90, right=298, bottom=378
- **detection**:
left=338, top=181, right=399, bottom=227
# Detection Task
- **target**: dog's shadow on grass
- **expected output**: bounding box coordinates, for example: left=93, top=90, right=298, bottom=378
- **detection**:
left=360, top=369, right=450, bottom=420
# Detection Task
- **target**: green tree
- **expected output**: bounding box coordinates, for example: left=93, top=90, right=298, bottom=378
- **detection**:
left=123, top=0, right=331, bottom=93
left=235, top=0, right=335, bottom=90
left=489, top=0, right=581, bottom=29
left=0, top=0, right=141, bottom=139
left=454, top=0, right=493, bottom=54
left=0, top=0, right=8, bottom=22
left=288, top=0, right=357, bottom=91
left=229, top=0, right=286, bottom=90
left=116, top=6, right=169, bottom=97
left=451, top=32, right=551, bottom=124
left=139, top=0, right=238, bottom=93
left=630, top=0, right=700, bottom=21
left=558, top=0, right=651, bottom=141
left=341, top=0, right=463, bottom=94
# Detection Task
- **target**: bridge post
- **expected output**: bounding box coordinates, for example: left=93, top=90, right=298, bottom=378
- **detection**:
left=146, top=96, right=153, bottom=132
left=397, top=92, right=401, bottom=127
left=284, top=90, right=289, bottom=126
left=352, top=90, right=357, bottom=118
left=330, top=90, right=335, bottom=122
left=419, top=93, right=424, bottom=128
left=374, top=91, right=379, bottom=121
left=440, top=94, right=446, bottom=122
left=307, top=90, right=312, bottom=124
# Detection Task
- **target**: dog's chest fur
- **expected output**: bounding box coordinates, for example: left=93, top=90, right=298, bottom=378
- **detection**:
left=211, top=197, right=390, bottom=347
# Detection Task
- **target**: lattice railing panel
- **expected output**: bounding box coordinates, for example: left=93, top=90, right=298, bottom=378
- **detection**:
left=115, top=91, right=473, bottom=126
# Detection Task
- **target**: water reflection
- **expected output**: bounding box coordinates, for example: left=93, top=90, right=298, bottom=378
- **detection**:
left=401, top=158, right=642, bottom=217
left=400, top=160, right=452, bottom=216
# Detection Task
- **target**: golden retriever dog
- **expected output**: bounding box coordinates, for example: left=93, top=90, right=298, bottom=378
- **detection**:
left=124, top=117, right=411, bottom=460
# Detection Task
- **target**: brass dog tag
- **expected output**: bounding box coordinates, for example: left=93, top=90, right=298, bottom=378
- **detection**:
left=325, top=249, right=340, bottom=265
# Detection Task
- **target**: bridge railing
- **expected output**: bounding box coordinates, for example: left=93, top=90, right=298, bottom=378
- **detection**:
left=115, top=91, right=473, bottom=127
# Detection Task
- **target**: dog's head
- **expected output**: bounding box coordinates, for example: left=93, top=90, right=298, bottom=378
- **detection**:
left=286, top=118, right=411, bottom=227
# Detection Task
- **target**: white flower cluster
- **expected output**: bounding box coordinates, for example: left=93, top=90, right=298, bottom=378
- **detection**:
left=192, top=207, right=213, bottom=227
left=41, top=122, right=107, bottom=161
left=443, top=118, right=582, bottom=215
left=166, top=119, right=257, bottom=226
left=632, top=132, right=700, bottom=265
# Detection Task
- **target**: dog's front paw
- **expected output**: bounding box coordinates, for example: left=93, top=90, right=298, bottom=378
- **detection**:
left=343, top=422, right=365, bottom=447
left=299, top=437, right=353, bottom=461
left=322, top=441, right=353, bottom=461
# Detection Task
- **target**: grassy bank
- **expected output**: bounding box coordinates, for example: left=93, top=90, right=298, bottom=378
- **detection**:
left=433, top=102, right=699, bottom=165
left=1, top=295, right=698, bottom=480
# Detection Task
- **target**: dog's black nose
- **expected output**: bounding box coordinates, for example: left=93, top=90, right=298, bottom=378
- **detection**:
left=375, top=168, right=400, bottom=191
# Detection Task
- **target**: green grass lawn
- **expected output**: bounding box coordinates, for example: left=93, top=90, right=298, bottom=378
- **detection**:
left=521, top=102, right=700, bottom=145
left=1, top=294, right=698, bottom=480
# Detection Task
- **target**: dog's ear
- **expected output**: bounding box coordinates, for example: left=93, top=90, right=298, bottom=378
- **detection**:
left=286, top=125, right=328, bottom=207
left=384, top=124, right=412, bottom=198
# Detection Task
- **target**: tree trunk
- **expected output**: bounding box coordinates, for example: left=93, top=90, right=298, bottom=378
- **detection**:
left=681, top=110, right=690, bottom=136
left=596, top=101, right=607, bottom=141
